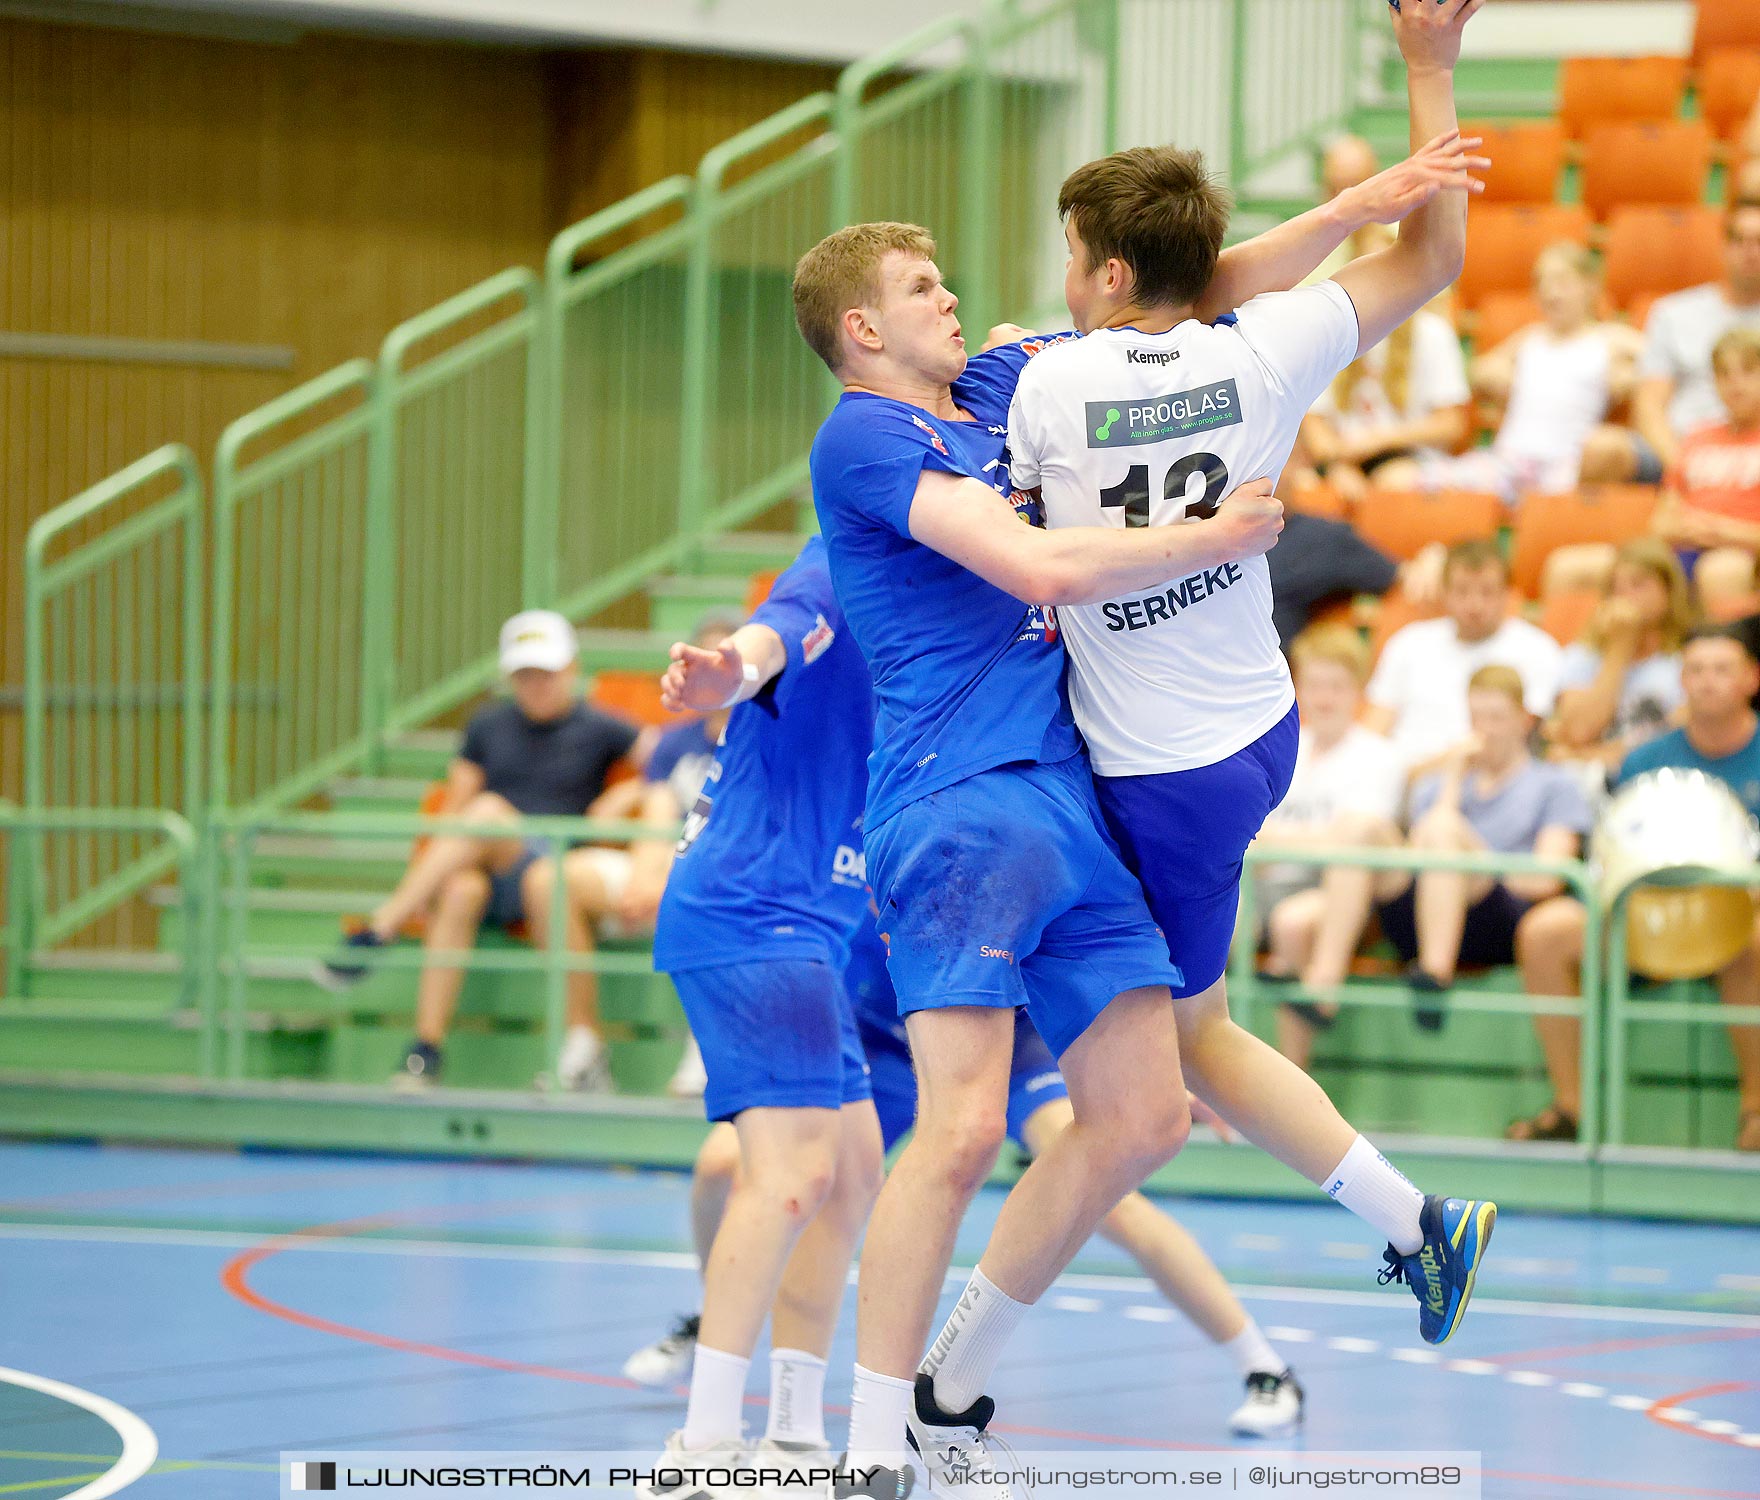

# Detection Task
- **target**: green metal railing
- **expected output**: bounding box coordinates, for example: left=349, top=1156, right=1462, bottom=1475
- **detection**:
left=11, top=447, right=204, bottom=989
left=1232, top=845, right=1604, bottom=1146
left=1604, top=870, right=1760, bottom=1148
left=212, top=810, right=680, bottom=1083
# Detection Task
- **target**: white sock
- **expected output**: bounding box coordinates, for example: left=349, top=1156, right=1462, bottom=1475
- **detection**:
left=559, top=1024, right=602, bottom=1069
left=765, top=1348, right=827, bottom=1447
left=847, top=1363, right=915, bottom=1469
left=1221, top=1318, right=1286, bottom=1379
left=681, top=1343, right=750, bottom=1450
left=1324, top=1135, right=1425, bottom=1255
left=920, top=1264, right=1031, bottom=1415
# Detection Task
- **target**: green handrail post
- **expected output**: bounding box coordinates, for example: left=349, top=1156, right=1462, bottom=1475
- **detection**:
left=212, top=359, right=376, bottom=815
left=960, top=7, right=1002, bottom=342
left=1229, top=0, right=1252, bottom=183
left=542, top=829, right=569, bottom=1093
left=1097, top=0, right=1124, bottom=156
left=683, top=93, right=839, bottom=541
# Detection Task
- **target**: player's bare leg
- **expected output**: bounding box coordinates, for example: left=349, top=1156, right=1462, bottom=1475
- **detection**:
left=412, top=868, right=492, bottom=1047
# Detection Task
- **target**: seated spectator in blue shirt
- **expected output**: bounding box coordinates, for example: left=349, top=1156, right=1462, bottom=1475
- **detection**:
left=1514, top=627, right=1760, bottom=1149
left=322, top=609, right=654, bottom=1093
left=1373, top=664, right=1593, bottom=1031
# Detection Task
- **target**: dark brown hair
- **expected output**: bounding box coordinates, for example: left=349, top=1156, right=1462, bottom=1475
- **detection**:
left=1057, top=146, right=1232, bottom=310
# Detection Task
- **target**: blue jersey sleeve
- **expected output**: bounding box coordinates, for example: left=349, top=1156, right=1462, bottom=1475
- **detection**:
left=748, top=538, right=848, bottom=709
left=952, top=333, right=1079, bottom=427
left=813, top=400, right=966, bottom=539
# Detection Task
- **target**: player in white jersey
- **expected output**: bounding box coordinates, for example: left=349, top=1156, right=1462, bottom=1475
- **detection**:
left=998, top=0, right=1497, bottom=1355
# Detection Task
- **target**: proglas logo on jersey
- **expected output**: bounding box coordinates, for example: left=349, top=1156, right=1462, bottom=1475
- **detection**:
left=1086, top=378, right=1242, bottom=448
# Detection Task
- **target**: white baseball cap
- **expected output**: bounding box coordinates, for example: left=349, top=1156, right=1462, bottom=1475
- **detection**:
left=498, top=610, right=578, bottom=674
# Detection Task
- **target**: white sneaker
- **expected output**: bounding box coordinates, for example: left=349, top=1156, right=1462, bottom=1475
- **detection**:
left=635, top=1431, right=752, bottom=1499
left=904, top=1374, right=1022, bottom=1499
left=1228, top=1368, right=1304, bottom=1437
left=668, top=1036, right=708, bottom=1098
left=556, top=1027, right=613, bottom=1092
left=622, top=1312, right=700, bottom=1387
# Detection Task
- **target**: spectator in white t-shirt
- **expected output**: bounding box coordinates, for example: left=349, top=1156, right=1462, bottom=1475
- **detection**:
left=1252, top=626, right=1406, bottom=1069
left=1299, top=224, right=1471, bottom=504
left=1421, top=243, right=1640, bottom=503
left=1579, top=198, right=1760, bottom=486
left=1546, top=538, right=1689, bottom=777
left=1364, top=538, right=1564, bottom=767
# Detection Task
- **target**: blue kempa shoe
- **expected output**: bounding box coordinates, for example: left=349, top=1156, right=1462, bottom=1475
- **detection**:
left=1378, top=1194, right=1498, bottom=1345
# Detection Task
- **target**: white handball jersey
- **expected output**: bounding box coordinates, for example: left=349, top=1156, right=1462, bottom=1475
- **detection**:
left=1009, top=280, right=1361, bottom=776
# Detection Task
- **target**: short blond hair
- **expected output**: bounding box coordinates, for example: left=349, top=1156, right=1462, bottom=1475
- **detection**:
left=1711, top=325, right=1760, bottom=377
left=1290, top=623, right=1370, bottom=684
left=792, top=222, right=937, bottom=373
left=1468, top=663, right=1526, bottom=708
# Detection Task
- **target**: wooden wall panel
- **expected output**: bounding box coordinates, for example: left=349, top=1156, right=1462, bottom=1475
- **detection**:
left=0, top=15, right=829, bottom=806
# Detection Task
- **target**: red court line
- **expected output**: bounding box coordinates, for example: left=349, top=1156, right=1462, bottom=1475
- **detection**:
left=218, top=1196, right=1760, bottom=1481
left=1646, top=1380, right=1759, bottom=1450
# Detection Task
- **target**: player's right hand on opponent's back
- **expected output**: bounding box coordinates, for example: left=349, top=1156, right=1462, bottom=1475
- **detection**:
left=660, top=638, right=743, bottom=713
left=1206, top=477, right=1284, bottom=560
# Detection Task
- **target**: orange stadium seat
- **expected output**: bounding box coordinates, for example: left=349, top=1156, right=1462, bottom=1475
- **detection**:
left=1458, top=203, right=1593, bottom=312
left=1472, top=291, right=1542, bottom=353
left=744, top=569, right=780, bottom=612
left=1694, top=3, right=1760, bottom=65
left=1509, top=485, right=1662, bottom=597
left=1286, top=481, right=1351, bottom=521
left=1581, top=120, right=1714, bottom=219
left=1355, top=489, right=1503, bottom=563
left=1462, top=120, right=1567, bottom=204
left=1559, top=56, right=1688, bottom=139
left=1697, top=49, right=1760, bottom=141
left=1539, top=588, right=1603, bottom=646
left=590, top=668, right=673, bottom=727
left=1603, top=206, right=1725, bottom=314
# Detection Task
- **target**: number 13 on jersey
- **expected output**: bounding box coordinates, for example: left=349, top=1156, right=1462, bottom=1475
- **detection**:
left=1098, top=451, right=1232, bottom=527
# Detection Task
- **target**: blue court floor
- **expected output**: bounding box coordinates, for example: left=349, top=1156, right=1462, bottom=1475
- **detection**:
left=2, top=1139, right=1757, bottom=1499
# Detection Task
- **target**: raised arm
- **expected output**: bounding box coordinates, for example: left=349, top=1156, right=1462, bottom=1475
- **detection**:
left=906, top=469, right=1283, bottom=606
left=1333, top=0, right=1485, bottom=355
left=1196, top=130, right=1487, bottom=323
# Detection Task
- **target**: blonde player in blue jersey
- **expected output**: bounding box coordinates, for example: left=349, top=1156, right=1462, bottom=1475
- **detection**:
left=1002, top=0, right=1493, bottom=1366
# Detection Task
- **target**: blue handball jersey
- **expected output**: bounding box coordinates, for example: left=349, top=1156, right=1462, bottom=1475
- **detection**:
left=810, top=336, right=1082, bottom=830
left=652, top=538, right=875, bottom=975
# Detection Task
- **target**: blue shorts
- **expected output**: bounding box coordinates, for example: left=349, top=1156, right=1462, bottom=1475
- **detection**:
left=865, top=754, right=1179, bottom=1058
left=857, top=1007, right=1070, bottom=1154
left=670, top=960, right=872, bottom=1123
left=486, top=840, right=547, bottom=928
left=1095, top=705, right=1300, bottom=1000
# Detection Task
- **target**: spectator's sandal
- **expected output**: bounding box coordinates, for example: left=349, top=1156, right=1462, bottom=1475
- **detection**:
left=1737, top=1110, right=1760, bottom=1154
left=1504, top=1105, right=1579, bottom=1143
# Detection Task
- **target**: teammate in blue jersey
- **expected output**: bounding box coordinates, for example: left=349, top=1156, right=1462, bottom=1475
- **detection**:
left=1003, top=0, right=1496, bottom=1376
left=645, top=538, right=885, bottom=1487
left=791, top=17, right=1489, bottom=1486
left=843, top=919, right=1308, bottom=1439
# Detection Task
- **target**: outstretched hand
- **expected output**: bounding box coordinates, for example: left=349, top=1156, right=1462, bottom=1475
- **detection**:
left=1389, top=0, right=1487, bottom=74
left=1340, top=130, right=1489, bottom=227
left=659, top=638, right=742, bottom=714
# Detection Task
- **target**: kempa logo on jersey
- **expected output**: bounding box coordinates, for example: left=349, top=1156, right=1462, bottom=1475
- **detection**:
left=1125, top=348, right=1180, bottom=367
left=1086, top=377, right=1241, bottom=448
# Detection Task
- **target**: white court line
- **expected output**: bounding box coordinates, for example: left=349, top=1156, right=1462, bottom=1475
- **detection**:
left=0, top=1364, right=158, bottom=1499
left=7, top=1221, right=1760, bottom=1331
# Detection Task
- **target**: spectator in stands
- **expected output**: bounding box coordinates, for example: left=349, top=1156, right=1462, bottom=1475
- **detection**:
left=1580, top=199, right=1760, bottom=485
left=322, top=609, right=655, bottom=1092
left=1250, top=626, right=1406, bottom=1069
left=1364, top=538, right=1564, bottom=767
left=1303, top=135, right=1382, bottom=286
left=1422, top=243, right=1641, bottom=503
left=1266, top=512, right=1444, bottom=652
left=1649, top=327, right=1760, bottom=614
left=1298, top=222, right=1471, bottom=503
left=1379, top=665, right=1593, bottom=1030
left=1546, top=539, right=1689, bottom=776
left=1513, top=628, right=1760, bottom=1150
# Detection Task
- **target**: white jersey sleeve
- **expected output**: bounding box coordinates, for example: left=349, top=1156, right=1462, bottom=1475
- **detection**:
left=1008, top=287, right=1361, bottom=777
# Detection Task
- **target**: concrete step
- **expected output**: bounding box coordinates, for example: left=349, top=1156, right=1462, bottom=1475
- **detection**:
left=682, top=530, right=809, bottom=578
left=326, top=776, right=435, bottom=807
left=575, top=627, right=675, bottom=673
left=648, top=574, right=752, bottom=637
